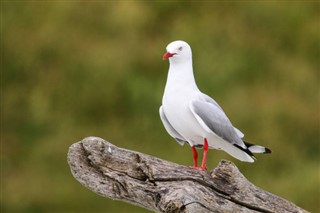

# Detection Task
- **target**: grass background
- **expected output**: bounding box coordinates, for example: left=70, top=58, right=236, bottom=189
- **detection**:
left=2, top=1, right=319, bottom=212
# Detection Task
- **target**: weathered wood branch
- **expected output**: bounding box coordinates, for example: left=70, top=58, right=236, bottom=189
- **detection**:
left=67, top=137, right=307, bottom=213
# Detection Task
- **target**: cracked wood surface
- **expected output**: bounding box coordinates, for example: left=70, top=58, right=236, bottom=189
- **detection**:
left=67, top=137, right=307, bottom=213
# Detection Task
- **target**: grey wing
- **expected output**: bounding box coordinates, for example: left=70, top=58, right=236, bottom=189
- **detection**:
left=201, top=93, right=224, bottom=110
left=159, top=106, right=186, bottom=145
left=201, top=93, right=245, bottom=138
left=189, top=99, right=245, bottom=148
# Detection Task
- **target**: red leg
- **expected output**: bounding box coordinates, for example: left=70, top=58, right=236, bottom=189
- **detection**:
left=191, top=146, right=198, bottom=168
left=190, top=139, right=208, bottom=171
left=200, top=138, right=209, bottom=170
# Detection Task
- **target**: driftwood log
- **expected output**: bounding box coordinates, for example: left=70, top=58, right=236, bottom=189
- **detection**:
left=67, top=137, right=307, bottom=213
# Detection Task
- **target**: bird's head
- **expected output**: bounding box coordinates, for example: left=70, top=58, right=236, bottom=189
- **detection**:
left=163, top=40, right=192, bottom=63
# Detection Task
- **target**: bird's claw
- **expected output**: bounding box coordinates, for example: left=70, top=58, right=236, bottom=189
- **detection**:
left=189, top=166, right=207, bottom=171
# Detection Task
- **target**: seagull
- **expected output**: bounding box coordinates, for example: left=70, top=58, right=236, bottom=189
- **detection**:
left=160, top=40, right=271, bottom=170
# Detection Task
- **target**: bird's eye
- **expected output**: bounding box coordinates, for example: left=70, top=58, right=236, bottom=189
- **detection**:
left=178, top=46, right=183, bottom=51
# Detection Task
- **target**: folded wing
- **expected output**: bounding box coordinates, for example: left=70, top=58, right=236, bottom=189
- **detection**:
left=159, top=106, right=186, bottom=145
left=189, top=99, right=246, bottom=149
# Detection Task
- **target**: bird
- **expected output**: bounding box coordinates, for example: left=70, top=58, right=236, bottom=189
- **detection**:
left=160, top=40, right=271, bottom=170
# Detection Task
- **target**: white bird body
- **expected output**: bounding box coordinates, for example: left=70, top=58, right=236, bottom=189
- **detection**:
left=160, top=40, right=271, bottom=169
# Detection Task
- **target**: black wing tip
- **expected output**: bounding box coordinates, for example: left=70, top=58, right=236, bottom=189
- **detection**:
left=264, top=147, right=272, bottom=154
left=233, top=144, right=255, bottom=158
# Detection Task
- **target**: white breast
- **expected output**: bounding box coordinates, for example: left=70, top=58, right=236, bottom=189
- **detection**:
left=162, top=88, right=206, bottom=146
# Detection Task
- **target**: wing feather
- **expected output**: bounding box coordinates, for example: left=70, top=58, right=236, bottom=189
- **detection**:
left=201, top=93, right=245, bottom=138
left=159, top=106, right=186, bottom=145
left=189, top=99, right=245, bottom=148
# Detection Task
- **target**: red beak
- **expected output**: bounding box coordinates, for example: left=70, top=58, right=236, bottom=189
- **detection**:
left=163, top=52, right=175, bottom=60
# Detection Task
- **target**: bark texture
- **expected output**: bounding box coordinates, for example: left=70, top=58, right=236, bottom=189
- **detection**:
left=67, top=137, right=308, bottom=213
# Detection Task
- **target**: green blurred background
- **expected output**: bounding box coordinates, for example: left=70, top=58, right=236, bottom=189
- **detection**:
left=2, top=1, right=319, bottom=212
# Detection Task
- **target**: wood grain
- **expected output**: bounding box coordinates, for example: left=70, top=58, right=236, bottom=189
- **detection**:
left=67, top=137, right=308, bottom=213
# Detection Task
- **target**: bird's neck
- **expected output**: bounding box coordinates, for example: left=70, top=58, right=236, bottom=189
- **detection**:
left=165, top=61, right=198, bottom=91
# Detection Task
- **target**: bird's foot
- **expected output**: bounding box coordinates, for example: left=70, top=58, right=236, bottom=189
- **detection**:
left=189, top=165, right=207, bottom=171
